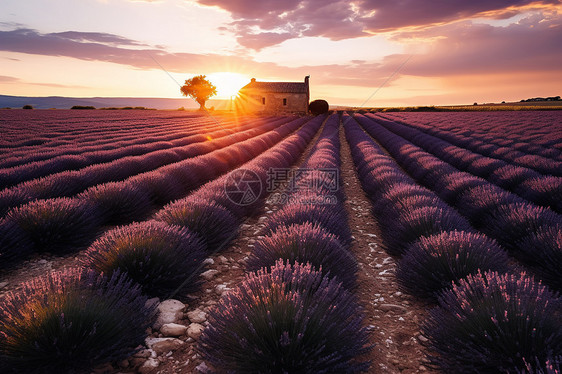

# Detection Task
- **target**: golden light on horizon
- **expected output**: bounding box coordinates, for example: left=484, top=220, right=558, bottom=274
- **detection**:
left=207, top=72, right=250, bottom=99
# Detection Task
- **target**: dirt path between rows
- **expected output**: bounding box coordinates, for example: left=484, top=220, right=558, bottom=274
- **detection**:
left=339, top=124, right=436, bottom=374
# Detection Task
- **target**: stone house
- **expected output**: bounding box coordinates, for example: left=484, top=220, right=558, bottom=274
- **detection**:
left=237, top=76, right=309, bottom=114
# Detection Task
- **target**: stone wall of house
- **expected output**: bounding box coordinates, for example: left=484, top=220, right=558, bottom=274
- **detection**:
left=238, top=92, right=308, bottom=114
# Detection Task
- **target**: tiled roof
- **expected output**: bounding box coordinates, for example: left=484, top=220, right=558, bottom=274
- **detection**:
left=240, top=81, right=307, bottom=94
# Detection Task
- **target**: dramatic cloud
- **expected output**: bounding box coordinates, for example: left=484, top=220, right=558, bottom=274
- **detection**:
left=196, top=0, right=561, bottom=49
left=0, top=28, right=404, bottom=88
left=1, top=10, right=560, bottom=96
left=396, top=13, right=562, bottom=76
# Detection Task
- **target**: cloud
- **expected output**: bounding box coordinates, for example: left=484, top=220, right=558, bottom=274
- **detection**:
left=48, top=31, right=149, bottom=46
left=1, top=14, right=560, bottom=98
left=0, top=27, right=408, bottom=89
left=0, top=75, right=20, bottom=83
left=395, top=13, right=562, bottom=76
left=195, top=0, right=560, bottom=49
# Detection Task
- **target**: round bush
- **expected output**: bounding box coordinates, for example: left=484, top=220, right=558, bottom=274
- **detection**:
left=375, top=194, right=445, bottom=229
left=0, top=268, right=156, bottom=373
left=199, top=261, right=371, bottom=373
left=5, top=197, right=102, bottom=253
left=380, top=206, right=473, bottom=256
left=155, top=198, right=239, bottom=251
left=518, top=224, right=562, bottom=291
left=192, top=185, right=247, bottom=219
left=247, top=223, right=357, bottom=289
left=482, top=202, right=562, bottom=254
left=489, top=165, right=540, bottom=190
left=132, top=171, right=186, bottom=205
left=397, top=231, right=510, bottom=301
left=438, top=173, right=487, bottom=205
left=456, top=185, right=524, bottom=226
left=79, top=181, right=153, bottom=225
left=264, top=203, right=352, bottom=248
left=422, top=271, right=562, bottom=373
left=308, top=99, right=329, bottom=115
left=0, top=187, right=36, bottom=218
left=517, top=176, right=562, bottom=213
left=0, top=219, right=34, bottom=268
left=83, top=221, right=206, bottom=299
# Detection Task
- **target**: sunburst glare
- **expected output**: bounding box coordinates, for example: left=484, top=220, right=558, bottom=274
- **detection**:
left=207, top=72, right=250, bottom=99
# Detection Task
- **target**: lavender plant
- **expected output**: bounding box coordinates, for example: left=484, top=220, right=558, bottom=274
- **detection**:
left=247, top=223, right=357, bottom=289
left=155, top=198, right=239, bottom=251
left=397, top=231, right=510, bottom=301
left=83, top=221, right=206, bottom=299
left=0, top=268, right=156, bottom=373
left=199, top=261, right=371, bottom=373
left=5, top=197, right=102, bottom=253
left=422, top=271, right=562, bottom=373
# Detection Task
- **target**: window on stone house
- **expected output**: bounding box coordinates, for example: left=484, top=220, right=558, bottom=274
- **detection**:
left=283, top=98, right=287, bottom=106
left=262, top=97, right=265, bottom=105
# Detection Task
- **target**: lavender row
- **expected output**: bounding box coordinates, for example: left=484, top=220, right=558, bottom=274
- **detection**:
left=0, top=117, right=310, bottom=268
left=0, top=115, right=242, bottom=168
left=343, top=114, right=504, bottom=294
left=0, top=111, right=306, bottom=372
left=355, top=113, right=562, bottom=292
left=0, top=117, right=291, bottom=217
left=344, top=114, right=561, bottom=373
left=0, top=116, right=326, bottom=373
left=384, top=111, right=562, bottom=157
left=368, top=114, right=562, bottom=212
left=200, top=113, right=371, bottom=372
left=380, top=112, right=562, bottom=174
left=0, top=116, right=287, bottom=189
left=0, top=118, right=201, bottom=158
left=81, top=114, right=324, bottom=300
left=0, top=110, right=206, bottom=149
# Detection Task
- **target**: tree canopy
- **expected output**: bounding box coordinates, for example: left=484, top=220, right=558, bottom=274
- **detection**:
left=180, top=75, right=217, bottom=110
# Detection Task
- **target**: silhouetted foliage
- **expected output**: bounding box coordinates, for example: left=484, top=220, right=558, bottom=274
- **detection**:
left=309, top=100, right=329, bottom=115
left=180, top=75, right=217, bottom=110
left=199, top=261, right=371, bottom=373
left=22, top=105, right=33, bottom=109
left=422, top=271, right=562, bottom=373
left=0, top=268, right=156, bottom=374
left=0, top=219, right=34, bottom=268
left=70, top=106, right=95, bottom=110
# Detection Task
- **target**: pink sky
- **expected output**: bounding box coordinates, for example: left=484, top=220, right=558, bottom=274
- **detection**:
left=0, top=0, right=561, bottom=106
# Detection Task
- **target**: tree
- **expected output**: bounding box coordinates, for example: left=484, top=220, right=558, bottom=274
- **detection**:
left=180, top=75, right=217, bottom=110
left=308, top=99, right=329, bottom=115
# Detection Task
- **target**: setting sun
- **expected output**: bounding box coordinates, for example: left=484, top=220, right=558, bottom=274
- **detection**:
left=207, top=72, right=250, bottom=99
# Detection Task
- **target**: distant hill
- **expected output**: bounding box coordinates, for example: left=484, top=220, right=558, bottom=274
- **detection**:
left=0, top=95, right=229, bottom=110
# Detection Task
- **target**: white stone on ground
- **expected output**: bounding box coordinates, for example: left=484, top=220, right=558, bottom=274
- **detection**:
left=187, top=323, right=205, bottom=340
left=161, top=323, right=188, bottom=337
left=153, top=299, right=185, bottom=330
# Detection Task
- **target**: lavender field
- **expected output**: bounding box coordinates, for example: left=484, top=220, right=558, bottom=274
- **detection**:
left=0, top=109, right=561, bottom=373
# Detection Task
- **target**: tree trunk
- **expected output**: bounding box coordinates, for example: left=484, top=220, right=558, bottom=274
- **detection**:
left=197, top=99, right=206, bottom=110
